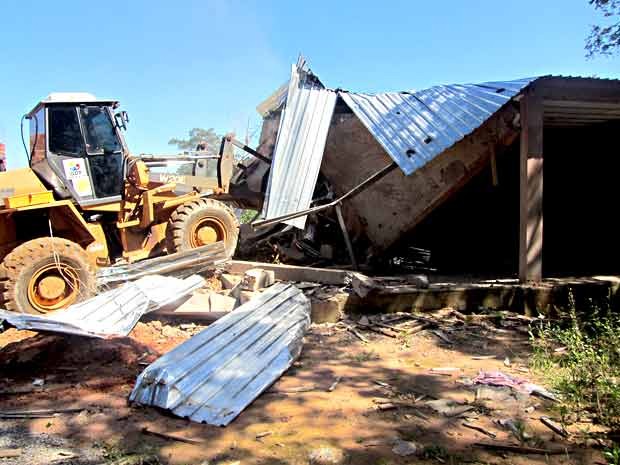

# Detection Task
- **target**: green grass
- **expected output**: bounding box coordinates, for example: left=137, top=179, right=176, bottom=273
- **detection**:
left=530, top=298, right=620, bottom=429
left=605, top=443, right=620, bottom=465
left=530, top=294, right=620, bottom=464
left=239, top=209, right=258, bottom=224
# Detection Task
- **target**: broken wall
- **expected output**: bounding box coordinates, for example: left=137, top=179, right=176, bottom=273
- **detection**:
left=320, top=103, right=520, bottom=255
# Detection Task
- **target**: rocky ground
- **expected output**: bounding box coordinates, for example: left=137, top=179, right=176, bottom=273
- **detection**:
left=0, top=306, right=606, bottom=465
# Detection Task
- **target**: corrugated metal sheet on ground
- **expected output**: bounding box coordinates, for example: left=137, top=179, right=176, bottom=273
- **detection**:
left=0, top=275, right=205, bottom=338
left=97, top=241, right=227, bottom=285
left=262, top=61, right=337, bottom=229
left=339, top=77, right=537, bottom=175
left=129, top=282, right=311, bottom=426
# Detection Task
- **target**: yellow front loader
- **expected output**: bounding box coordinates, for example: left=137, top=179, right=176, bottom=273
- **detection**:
left=0, top=93, right=240, bottom=314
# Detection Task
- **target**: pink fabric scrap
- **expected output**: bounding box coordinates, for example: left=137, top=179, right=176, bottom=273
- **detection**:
left=473, top=370, right=549, bottom=396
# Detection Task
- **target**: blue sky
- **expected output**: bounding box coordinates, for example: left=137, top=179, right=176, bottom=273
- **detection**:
left=1, top=0, right=618, bottom=169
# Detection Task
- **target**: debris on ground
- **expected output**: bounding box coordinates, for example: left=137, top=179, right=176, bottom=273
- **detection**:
left=130, top=283, right=311, bottom=425
left=0, top=407, right=85, bottom=419
left=241, top=268, right=275, bottom=291
left=219, top=273, right=242, bottom=290
left=474, top=442, right=571, bottom=455
left=425, top=398, right=475, bottom=417
left=0, top=275, right=205, bottom=338
left=348, top=272, right=381, bottom=298
left=540, top=415, right=570, bottom=438
left=473, top=370, right=557, bottom=400
left=208, top=291, right=238, bottom=312
left=141, top=427, right=206, bottom=445
left=462, top=421, right=497, bottom=438
left=96, top=242, right=228, bottom=286
left=391, top=439, right=419, bottom=456
left=0, top=449, right=22, bottom=458
left=0, top=275, right=600, bottom=464
left=308, top=446, right=345, bottom=465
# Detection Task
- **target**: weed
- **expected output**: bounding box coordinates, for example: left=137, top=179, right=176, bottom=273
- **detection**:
left=397, top=331, right=411, bottom=349
left=530, top=294, right=620, bottom=428
left=351, top=350, right=379, bottom=363
left=239, top=209, right=258, bottom=224
left=99, top=441, right=159, bottom=464
left=375, top=459, right=392, bottom=465
left=511, top=418, right=529, bottom=443
left=422, top=444, right=448, bottom=460
left=605, top=443, right=620, bottom=465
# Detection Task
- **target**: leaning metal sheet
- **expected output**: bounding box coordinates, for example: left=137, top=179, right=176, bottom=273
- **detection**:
left=262, top=63, right=337, bottom=229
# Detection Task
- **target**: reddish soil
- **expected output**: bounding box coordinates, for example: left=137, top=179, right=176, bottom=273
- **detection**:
left=0, top=311, right=605, bottom=465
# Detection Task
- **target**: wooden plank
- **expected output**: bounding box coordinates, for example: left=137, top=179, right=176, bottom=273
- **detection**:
left=490, top=151, right=498, bottom=187
left=519, top=91, right=544, bottom=282
left=226, top=260, right=351, bottom=285
left=0, top=449, right=22, bottom=458
left=544, top=99, right=620, bottom=110
left=474, top=442, right=569, bottom=455
left=142, top=427, right=206, bottom=445
left=535, top=77, right=620, bottom=103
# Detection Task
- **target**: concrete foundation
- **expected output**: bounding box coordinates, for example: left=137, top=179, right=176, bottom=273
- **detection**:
left=310, top=275, right=620, bottom=323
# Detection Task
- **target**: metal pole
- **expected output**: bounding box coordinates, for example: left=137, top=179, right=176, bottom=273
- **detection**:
left=252, top=161, right=398, bottom=229
left=335, top=204, right=358, bottom=270
left=229, top=138, right=272, bottom=165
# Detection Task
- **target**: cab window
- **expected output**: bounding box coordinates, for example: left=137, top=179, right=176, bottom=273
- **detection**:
left=80, top=106, right=122, bottom=155
left=48, top=107, right=84, bottom=155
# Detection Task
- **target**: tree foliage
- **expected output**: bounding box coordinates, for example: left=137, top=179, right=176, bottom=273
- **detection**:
left=168, top=128, right=221, bottom=153
left=586, top=0, right=620, bottom=57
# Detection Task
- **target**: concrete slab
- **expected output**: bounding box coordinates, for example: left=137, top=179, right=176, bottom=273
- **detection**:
left=307, top=275, right=620, bottom=323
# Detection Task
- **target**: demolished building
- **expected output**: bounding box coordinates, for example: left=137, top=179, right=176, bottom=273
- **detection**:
left=238, top=60, right=620, bottom=282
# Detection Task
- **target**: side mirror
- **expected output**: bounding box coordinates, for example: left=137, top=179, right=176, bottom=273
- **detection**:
left=115, top=111, right=129, bottom=130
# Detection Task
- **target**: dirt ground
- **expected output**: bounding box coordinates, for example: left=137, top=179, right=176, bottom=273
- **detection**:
left=0, top=307, right=606, bottom=465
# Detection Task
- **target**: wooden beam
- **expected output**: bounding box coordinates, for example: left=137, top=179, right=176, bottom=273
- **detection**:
left=519, top=91, right=544, bottom=282
left=535, top=77, right=620, bottom=104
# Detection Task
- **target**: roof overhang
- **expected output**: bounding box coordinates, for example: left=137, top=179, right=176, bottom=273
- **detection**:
left=27, top=92, right=119, bottom=118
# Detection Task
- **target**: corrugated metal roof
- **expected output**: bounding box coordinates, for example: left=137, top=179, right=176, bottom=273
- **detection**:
left=0, top=275, right=205, bottom=338
left=339, top=77, right=537, bottom=175
left=262, top=60, right=338, bottom=229
left=129, top=282, right=311, bottom=426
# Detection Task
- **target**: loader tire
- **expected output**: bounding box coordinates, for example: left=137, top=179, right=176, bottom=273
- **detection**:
left=0, top=238, right=96, bottom=315
left=166, top=198, right=239, bottom=257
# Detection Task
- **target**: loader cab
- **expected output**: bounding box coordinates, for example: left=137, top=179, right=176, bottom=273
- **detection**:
left=27, top=93, right=128, bottom=206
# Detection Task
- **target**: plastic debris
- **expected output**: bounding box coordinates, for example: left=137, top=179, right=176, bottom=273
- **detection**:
left=472, top=371, right=556, bottom=400
left=392, top=439, right=418, bottom=456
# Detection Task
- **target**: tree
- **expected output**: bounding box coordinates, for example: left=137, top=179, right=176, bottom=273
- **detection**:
left=586, top=0, right=620, bottom=57
left=168, top=128, right=221, bottom=153
left=168, top=128, right=222, bottom=175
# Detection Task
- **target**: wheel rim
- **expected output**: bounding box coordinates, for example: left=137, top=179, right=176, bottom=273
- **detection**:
left=27, top=263, right=80, bottom=313
left=189, top=217, right=228, bottom=248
